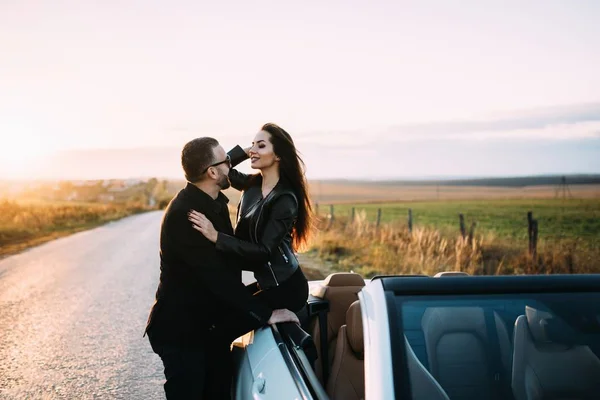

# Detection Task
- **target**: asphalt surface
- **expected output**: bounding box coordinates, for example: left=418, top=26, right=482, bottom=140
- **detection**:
left=0, top=211, right=255, bottom=399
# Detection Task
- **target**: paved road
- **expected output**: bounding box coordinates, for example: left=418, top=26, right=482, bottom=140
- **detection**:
left=0, top=211, right=255, bottom=399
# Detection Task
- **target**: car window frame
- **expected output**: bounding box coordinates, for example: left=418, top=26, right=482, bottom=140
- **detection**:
left=271, top=323, right=329, bottom=400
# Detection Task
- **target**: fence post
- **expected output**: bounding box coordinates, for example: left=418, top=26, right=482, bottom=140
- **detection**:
left=527, top=211, right=533, bottom=255
left=468, top=222, right=477, bottom=245
left=408, top=208, right=413, bottom=233
left=459, top=213, right=466, bottom=238
left=376, top=208, right=382, bottom=229
left=325, top=204, right=335, bottom=230
left=350, top=207, right=355, bottom=223
left=315, top=202, right=319, bottom=217
left=532, top=219, right=538, bottom=260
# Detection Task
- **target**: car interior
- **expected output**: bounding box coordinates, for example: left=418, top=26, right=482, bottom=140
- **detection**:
left=419, top=306, right=512, bottom=400
left=297, top=272, right=366, bottom=399
left=326, top=299, right=364, bottom=399
left=286, top=272, right=600, bottom=400
left=511, top=305, right=600, bottom=400
left=305, top=273, right=365, bottom=388
left=403, top=288, right=600, bottom=399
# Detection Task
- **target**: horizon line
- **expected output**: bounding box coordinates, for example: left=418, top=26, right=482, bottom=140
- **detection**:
left=2, top=173, right=600, bottom=183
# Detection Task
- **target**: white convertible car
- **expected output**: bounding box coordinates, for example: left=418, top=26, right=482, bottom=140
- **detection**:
left=231, top=272, right=600, bottom=400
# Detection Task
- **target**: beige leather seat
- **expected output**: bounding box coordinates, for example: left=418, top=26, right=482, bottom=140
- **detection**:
left=421, top=307, right=511, bottom=400
left=327, top=300, right=365, bottom=400
left=310, top=273, right=365, bottom=383
left=511, top=306, right=600, bottom=400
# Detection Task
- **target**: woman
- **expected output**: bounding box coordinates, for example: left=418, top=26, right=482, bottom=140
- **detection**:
left=188, top=123, right=313, bottom=313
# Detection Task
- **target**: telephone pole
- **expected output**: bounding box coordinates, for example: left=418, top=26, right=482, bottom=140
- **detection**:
left=555, top=176, right=572, bottom=200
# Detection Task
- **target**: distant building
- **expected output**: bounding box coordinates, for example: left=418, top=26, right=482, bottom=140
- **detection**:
left=124, top=178, right=143, bottom=187
left=66, top=191, right=78, bottom=201
left=108, top=182, right=127, bottom=192
left=98, top=193, right=115, bottom=203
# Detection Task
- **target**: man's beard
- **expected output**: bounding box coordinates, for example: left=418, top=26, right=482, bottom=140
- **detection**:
left=217, top=170, right=231, bottom=190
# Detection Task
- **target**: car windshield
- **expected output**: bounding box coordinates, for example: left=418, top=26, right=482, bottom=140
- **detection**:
left=395, top=292, right=600, bottom=400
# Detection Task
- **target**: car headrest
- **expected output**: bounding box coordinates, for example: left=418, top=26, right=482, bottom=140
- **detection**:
left=324, top=272, right=366, bottom=287
left=525, top=305, right=579, bottom=345
left=310, top=272, right=364, bottom=298
left=433, top=271, right=469, bottom=277
left=525, top=306, right=553, bottom=343
left=309, top=273, right=365, bottom=339
left=346, top=300, right=363, bottom=354
left=422, top=307, right=487, bottom=344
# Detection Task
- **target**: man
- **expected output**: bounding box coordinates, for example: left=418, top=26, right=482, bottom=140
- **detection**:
left=145, top=137, right=299, bottom=399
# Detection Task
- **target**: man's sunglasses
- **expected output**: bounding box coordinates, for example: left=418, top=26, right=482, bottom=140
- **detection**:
left=202, top=154, right=231, bottom=174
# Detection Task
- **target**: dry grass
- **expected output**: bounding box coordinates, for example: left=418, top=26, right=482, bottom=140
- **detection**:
left=0, top=200, right=151, bottom=258
left=306, top=211, right=600, bottom=277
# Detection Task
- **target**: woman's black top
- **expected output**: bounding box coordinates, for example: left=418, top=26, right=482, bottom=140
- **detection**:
left=215, top=145, right=301, bottom=290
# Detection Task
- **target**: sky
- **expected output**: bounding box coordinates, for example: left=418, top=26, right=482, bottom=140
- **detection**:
left=1, top=0, right=599, bottom=180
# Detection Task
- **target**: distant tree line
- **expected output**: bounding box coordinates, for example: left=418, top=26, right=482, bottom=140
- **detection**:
left=317, top=174, right=600, bottom=188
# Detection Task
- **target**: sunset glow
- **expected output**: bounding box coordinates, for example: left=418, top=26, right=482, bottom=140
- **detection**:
left=0, top=122, right=52, bottom=178
left=1, top=1, right=599, bottom=179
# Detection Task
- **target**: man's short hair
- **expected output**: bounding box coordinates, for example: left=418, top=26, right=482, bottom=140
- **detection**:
left=181, top=137, right=219, bottom=183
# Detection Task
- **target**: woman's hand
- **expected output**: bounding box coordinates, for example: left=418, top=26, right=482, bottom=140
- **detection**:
left=268, top=309, right=300, bottom=325
left=243, top=146, right=251, bottom=157
left=188, top=210, right=219, bottom=243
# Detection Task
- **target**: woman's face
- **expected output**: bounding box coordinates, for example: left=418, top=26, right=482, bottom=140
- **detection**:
left=249, top=130, right=279, bottom=170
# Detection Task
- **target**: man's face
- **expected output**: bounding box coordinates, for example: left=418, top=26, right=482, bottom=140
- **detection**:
left=212, top=145, right=231, bottom=190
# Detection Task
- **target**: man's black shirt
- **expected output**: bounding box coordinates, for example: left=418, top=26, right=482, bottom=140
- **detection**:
left=145, top=183, right=273, bottom=346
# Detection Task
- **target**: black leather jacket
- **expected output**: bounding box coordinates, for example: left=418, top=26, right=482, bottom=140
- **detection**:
left=215, top=146, right=300, bottom=289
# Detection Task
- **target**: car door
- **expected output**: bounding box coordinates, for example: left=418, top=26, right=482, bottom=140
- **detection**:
left=232, top=327, right=306, bottom=400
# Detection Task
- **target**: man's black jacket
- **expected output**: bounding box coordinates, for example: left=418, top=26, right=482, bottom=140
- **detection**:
left=145, top=183, right=273, bottom=347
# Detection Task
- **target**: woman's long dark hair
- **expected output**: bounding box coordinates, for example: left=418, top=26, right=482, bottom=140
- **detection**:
left=262, top=123, right=313, bottom=250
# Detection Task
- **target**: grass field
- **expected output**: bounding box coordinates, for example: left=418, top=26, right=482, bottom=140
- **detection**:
left=314, top=198, right=600, bottom=247
left=304, top=184, right=600, bottom=277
